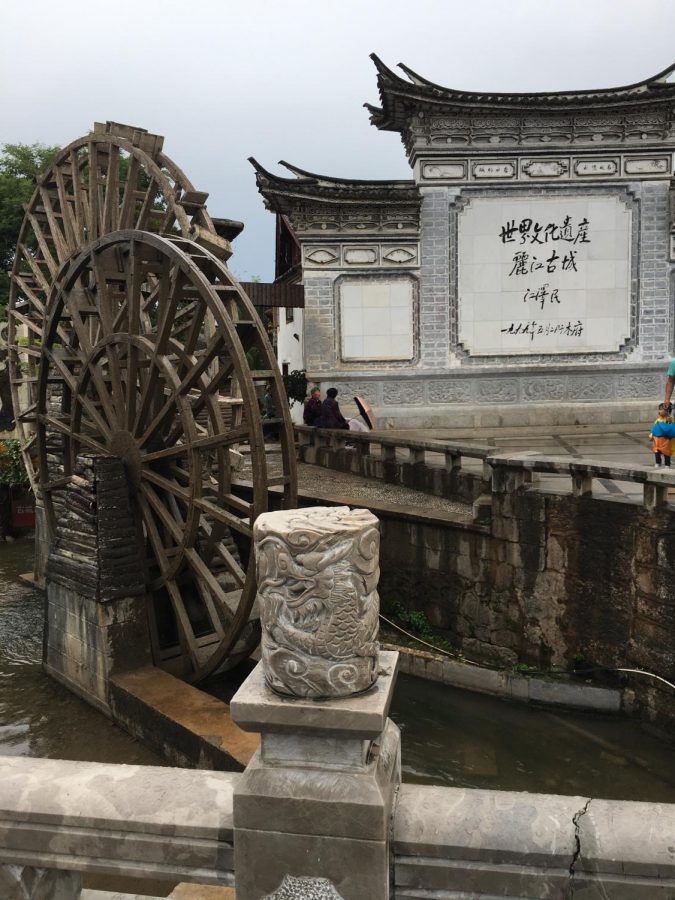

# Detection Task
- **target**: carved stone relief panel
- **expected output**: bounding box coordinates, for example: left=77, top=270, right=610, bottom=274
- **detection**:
left=522, top=378, right=567, bottom=401
left=521, top=159, right=569, bottom=178
left=343, top=246, right=378, bottom=266
left=472, top=161, right=516, bottom=179
left=476, top=379, right=518, bottom=403
left=567, top=376, right=614, bottom=400
left=615, top=374, right=662, bottom=398
left=574, top=159, right=618, bottom=176
left=304, top=246, right=340, bottom=267
left=422, top=162, right=466, bottom=180
left=624, top=157, right=670, bottom=175
left=382, top=382, right=425, bottom=405
left=255, top=506, right=380, bottom=699
left=382, top=246, right=418, bottom=265
left=428, top=380, right=473, bottom=403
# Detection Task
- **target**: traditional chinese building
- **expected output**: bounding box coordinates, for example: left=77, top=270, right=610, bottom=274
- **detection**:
left=252, top=56, right=675, bottom=428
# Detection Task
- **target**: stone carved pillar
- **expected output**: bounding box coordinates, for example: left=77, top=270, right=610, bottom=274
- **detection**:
left=255, top=506, right=380, bottom=698
left=0, top=864, right=81, bottom=899
left=232, top=506, right=400, bottom=900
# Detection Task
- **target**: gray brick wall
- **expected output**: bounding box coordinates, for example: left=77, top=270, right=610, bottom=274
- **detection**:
left=302, top=275, right=336, bottom=373
left=419, top=187, right=451, bottom=367
left=634, top=180, right=672, bottom=359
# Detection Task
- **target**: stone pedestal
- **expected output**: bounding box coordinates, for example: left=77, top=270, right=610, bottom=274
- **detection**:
left=232, top=651, right=400, bottom=900
left=44, top=455, right=151, bottom=714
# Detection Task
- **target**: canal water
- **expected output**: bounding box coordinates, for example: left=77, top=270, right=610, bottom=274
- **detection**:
left=390, top=673, right=675, bottom=803
left=1, top=539, right=674, bottom=804
left=0, top=539, right=161, bottom=764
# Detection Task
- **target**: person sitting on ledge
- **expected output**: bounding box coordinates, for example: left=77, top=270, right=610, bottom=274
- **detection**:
left=303, top=386, right=323, bottom=426
left=318, top=387, right=349, bottom=430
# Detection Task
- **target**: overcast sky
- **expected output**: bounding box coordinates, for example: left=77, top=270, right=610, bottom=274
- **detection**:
left=2, top=0, right=674, bottom=281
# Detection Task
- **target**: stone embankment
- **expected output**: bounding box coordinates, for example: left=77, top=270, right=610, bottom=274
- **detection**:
left=297, top=426, right=675, bottom=731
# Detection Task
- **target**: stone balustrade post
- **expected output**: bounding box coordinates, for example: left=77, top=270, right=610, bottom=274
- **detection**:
left=445, top=450, right=461, bottom=473
left=644, top=482, right=668, bottom=511
left=572, top=473, right=594, bottom=497
left=232, top=506, right=400, bottom=900
left=409, top=447, right=424, bottom=464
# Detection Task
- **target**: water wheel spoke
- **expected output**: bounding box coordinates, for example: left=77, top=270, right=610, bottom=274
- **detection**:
left=69, top=148, right=87, bottom=243
left=119, top=154, right=141, bottom=229
left=74, top=390, right=113, bottom=441
left=38, top=186, right=69, bottom=263
left=101, top=143, right=120, bottom=234
left=53, top=164, right=78, bottom=248
left=183, top=547, right=233, bottom=629
left=142, top=424, right=250, bottom=463
left=138, top=494, right=200, bottom=668
left=138, top=332, right=222, bottom=446
left=26, top=213, right=59, bottom=278
left=192, top=496, right=251, bottom=538
left=200, top=520, right=246, bottom=587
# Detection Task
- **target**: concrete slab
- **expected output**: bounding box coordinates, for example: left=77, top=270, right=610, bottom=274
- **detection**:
left=110, top=667, right=259, bottom=771
left=169, top=886, right=236, bottom=899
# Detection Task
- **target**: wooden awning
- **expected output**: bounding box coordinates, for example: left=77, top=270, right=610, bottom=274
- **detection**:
left=240, top=281, right=305, bottom=308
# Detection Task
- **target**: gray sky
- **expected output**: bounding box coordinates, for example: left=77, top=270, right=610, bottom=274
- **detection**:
left=2, top=0, right=674, bottom=281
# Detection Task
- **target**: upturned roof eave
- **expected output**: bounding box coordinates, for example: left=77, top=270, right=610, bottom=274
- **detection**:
left=249, top=157, right=419, bottom=211
left=367, top=53, right=675, bottom=132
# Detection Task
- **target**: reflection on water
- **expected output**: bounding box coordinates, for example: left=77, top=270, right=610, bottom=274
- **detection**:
left=0, top=540, right=162, bottom=765
left=390, top=674, right=675, bottom=801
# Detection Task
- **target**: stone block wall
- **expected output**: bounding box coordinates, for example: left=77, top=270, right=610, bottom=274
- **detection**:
left=375, top=479, right=675, bottom=731
left=43, top=456, right=151, bottom=713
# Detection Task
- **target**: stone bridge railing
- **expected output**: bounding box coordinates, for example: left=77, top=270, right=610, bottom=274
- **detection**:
left=3, top=755, right=675, bottom=899
left=295, top=424, right=675, bottom=512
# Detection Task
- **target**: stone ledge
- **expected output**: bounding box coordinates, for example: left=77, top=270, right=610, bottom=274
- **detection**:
left=231, top=652, right=399, bottom=739
left=109, top=667, right=259, bottom=771
left=384, top=643, right=623, bottom=713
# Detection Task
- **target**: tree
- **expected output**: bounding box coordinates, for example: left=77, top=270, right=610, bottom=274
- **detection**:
left=0, top=142, right=61, bottom=313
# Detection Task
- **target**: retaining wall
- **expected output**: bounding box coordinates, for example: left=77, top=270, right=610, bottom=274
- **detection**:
left=297, top=431, right=675, bottom=731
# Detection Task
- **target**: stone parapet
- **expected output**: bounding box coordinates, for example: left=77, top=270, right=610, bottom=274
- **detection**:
left=0, top=757, right=237, bottom=890
left=3, top=756, right=675, bottom=898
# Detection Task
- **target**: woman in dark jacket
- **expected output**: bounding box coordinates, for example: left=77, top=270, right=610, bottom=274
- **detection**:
left=303, top=387, right=323, bottom=426
left=319, top=387, right=349, bottom=430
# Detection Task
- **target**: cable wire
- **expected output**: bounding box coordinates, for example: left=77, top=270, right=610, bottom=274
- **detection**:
left=379, top=614, right=675, bottom=693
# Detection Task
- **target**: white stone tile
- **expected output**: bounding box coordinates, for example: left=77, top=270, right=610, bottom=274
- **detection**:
left=342, top=308, right=363, bottom=338
left=342, top=336, right=363, bottom=358
left=362, top=284, right=391, bottom=308
left=362, top=308, right=384, bottom=336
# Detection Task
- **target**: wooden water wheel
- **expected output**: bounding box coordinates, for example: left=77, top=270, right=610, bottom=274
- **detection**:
left=9, top=125, right=296, bottom=683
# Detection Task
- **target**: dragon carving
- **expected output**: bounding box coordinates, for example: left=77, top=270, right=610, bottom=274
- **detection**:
left=255, top=506, right=380, bottom=698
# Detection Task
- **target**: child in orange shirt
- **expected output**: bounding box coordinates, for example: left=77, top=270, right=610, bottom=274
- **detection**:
left=649, top=404, right=673, bottom=468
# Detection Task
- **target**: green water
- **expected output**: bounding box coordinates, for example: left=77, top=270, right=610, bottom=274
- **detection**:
left=390, top=673, right=675, bottom=802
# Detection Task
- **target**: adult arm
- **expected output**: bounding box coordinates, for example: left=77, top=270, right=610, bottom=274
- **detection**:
left=665, top=360, right=675, bottom=406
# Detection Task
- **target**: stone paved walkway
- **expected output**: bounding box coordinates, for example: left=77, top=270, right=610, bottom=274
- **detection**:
left=297, top=462, right=474, bottom=523
left=425, top=426, right=653, bottom=501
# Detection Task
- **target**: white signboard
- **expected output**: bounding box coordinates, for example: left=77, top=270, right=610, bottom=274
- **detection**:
left=458, top=196, right=631, bottom=355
